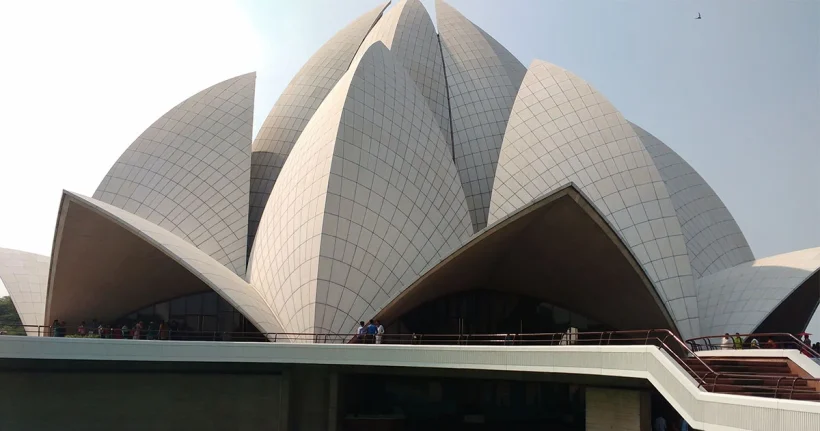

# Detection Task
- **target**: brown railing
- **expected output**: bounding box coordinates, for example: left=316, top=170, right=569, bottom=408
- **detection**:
left=3, top=324, right=818, bottom=400
left=686, top=332, right=820, bottom=400
left=1, top=325, right=712, bottom=385
left=686, top=332, right=820, bottom=359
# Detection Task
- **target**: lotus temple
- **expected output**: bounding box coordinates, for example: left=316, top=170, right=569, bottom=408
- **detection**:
left=1, top=1, right=819, bottom=430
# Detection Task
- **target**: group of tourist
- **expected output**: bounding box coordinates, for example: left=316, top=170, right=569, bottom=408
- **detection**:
left=356, top=320, right=385, bottom=344
left=51, top=319, right=177, bottom=340
left=719, top=332, right=820, bottom=355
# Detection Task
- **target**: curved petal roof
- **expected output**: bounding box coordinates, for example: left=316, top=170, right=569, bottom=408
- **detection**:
left=0, top=248, right=49, bottom=335
left=12, top=0, right=816, bottom=341
left=632, top=123, right=754, bottom=278
left=94, top=73, right=255, bottom=277
left=249, top=41, right=471, bottom=334
left=47, top=191, right=284, bottom=335
left=248, top=2, right=390, bottom=249
left=436, top=0, right=527, bottom=232
left=352, top=0, right=450, bottom=147
left=490, top=60, right=699, bottom=338
left=697, top=247, right=820, bottom=336
left=376, top=184, right=676, bottom=332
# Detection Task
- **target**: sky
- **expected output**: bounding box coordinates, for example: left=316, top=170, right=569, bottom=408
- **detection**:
left=0, top=1, right=818, bottom=330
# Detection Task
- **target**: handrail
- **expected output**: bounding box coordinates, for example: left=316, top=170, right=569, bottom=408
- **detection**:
left=3, top=324, right=817, bottom=399
left=686, top=332, right=819, bottom=359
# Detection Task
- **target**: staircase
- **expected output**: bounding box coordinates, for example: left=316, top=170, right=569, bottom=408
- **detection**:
left=683, top=356, right=820, bottom=401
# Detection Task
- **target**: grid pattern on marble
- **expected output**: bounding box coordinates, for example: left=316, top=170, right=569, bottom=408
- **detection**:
left=436, top=0, right=527, bottom=232
left=488, top=60, right=699, bottom=338
left=317, top=42, right=471, bottom=334
left=247, top=63, right=351, bottom=335
left=247, top=2, right=389, bottom=250
left=696, top=247, right=820, bottom=336
left=0, top=248, right=49, bottom=335
left=249, top=42, right=472, bottom=335
left=66, top=192, right=285, bottom=335
left=633, top=124, right=754, bottom=279
left=352, top=0, right=451, bottom=149
left=93, top=73, right=255, bottom=277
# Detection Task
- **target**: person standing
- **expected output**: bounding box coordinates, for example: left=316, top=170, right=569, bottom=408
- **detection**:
left=720, top=333, right=732, bottom=350
left=159, top=321, right=169, bottom=340
left=733, top=333, right=743, bottom=350
left=147, top=322, right=157, bottom=340
left=366, top=320, right=377, bottom=344
left=357, top=321, right=366, bottom=343
left=376, top=320, right=385, bottom=344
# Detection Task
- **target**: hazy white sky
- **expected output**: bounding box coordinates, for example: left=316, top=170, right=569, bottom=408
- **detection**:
left=0, top=0, right=818, bottom=332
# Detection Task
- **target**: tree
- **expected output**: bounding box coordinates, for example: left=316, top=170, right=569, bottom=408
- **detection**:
left=0, top=296, right=25, bottom=335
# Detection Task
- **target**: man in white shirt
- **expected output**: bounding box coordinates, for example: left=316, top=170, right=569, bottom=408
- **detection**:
left=720, top=333, right=732, bottom=350
left=376, top=320, right=385, bottom=344
left=356, top=321, right=366, bottom=343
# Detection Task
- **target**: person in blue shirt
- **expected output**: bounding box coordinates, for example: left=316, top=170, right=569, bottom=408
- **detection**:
left=366, top=320, right=378, bottom=343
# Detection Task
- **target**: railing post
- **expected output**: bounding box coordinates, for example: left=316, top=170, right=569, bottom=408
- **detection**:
left=789, top=378, right=800, bottom=400
left=774, top=377, right=784, bottom=399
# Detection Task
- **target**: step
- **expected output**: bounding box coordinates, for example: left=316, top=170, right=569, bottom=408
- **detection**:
left=699, top=360, right=790, bottom=367
left=687, top=359, right=791, bottom=369
left=692, top=368, right=797, bottom=377
left=706, top=384, right=805, bottom=393
left=688, top=365, right=792, bottom=374
left=712, top=391, right=820, bottom=401
left=703, top=377, right=809, bottom=387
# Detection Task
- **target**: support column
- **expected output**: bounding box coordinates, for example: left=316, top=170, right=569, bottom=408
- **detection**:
left=586, top=388, right=650, bottom=431
left=288, top=366, right=339, bottom=431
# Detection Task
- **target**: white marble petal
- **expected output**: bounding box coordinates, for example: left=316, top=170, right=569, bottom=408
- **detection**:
left=697, top=247, right=820, bottom=336
left=94, top=73, right=256, bottom=277
left=490, top=60, right=699, bottom=338
left=0, top=248, right=50, bottom=336
left=249, top=42, right=471, bottom=334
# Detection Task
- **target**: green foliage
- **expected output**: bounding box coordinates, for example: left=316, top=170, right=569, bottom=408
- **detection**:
left=0, top=296, right=25, bottom=335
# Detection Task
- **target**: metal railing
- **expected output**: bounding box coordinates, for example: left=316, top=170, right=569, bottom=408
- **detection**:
left=1, top=325, right=711, bottom=383
left=2, top=324, right=819, bottom=400
left=685, top=332, right=820, bottom=359
left=685, top=332, right=820, bottom=400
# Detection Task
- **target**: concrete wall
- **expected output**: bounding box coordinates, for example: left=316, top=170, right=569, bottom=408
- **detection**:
left=0, top=372, right=284, bottom=431
left=587, top=388, right=650, bottom=431
left=287, top=367, right=339, bottom=431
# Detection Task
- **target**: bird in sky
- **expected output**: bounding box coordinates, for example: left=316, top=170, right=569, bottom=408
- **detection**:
left=695, top=12, right=702, bottom=20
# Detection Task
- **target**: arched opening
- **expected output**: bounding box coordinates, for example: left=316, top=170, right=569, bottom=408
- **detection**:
left=377, top=185, right=676, bottom=336
left=388, top=289, right=613, bottom=335
left=114, top=291, right=262, bottom=341
left=753, top=271, right=820, bottom=335
left=44, top=195, right=266, bottom=340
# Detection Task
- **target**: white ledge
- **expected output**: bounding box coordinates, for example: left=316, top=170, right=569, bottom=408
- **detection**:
left=0, top=337, right=818, bottom=431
